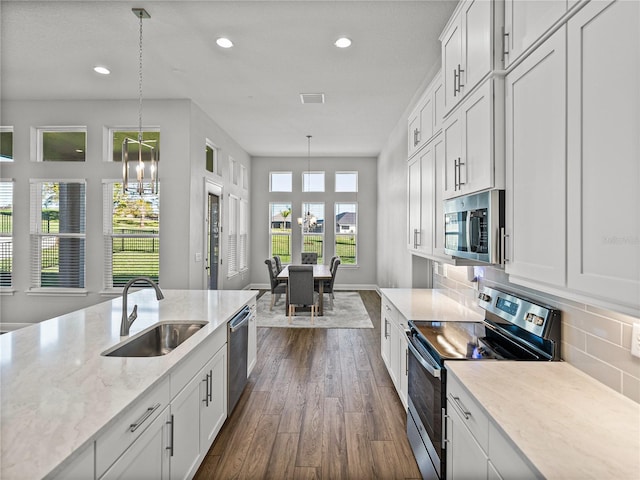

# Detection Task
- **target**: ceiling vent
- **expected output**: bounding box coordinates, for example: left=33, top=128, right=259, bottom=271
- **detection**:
left=300, top=93, right=325, bottom=104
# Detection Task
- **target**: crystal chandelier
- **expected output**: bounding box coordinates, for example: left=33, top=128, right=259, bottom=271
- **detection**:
left=122, top=8, right=158, bottom=194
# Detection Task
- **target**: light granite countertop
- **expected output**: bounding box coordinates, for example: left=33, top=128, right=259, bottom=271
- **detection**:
left=0, top=289, right=257, bottom=480
left=380, top=288, right=483, bottom=323
left=446, top=361, right=640, bottom=479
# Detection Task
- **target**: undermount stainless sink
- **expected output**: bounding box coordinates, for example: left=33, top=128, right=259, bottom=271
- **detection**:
left=103, top=321, right=207, bottom=357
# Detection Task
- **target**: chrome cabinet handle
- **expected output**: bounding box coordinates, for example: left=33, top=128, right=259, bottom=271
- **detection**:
left=413, top=128, right=421, bottom=147
left=452, top=396, right=471, bottom=420
left=413, top=229, right=421, bottom=248
left=502, top=27, right=510, bottom=61
left=457, top=64, right=465, bottom=90
left=166, top=414, right=174, bottom=456
left=405, top=348, right=409, bottom=375
left=501, top=227, right=509, bottom=264
left=458, top=158, right=465, bottom=188
left=453, top=68, right=459, bottom=96
left=203, top=374, right=209, bottom=407
left=129, top=403, right=161, bottom=432
left=208, top=369, right=213, bottom=403
left=384, top=319, right=389, bottom=339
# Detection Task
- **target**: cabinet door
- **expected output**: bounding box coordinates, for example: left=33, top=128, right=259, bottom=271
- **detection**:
left=445, top=398, right=488, bottom=480
left=443, top=19, right=463, bottom=113
left=408, top=107, right=422, bottom=158
left=408, top=155, right=422, bottom=251
left=443, top=112, right=462, bottom=199
left=52, top=443, right=94, bottom=480
left=420, top=96, right=434, bottom=146
left=398, top=324, right=409, bottom=410
left=380, top=297, right=395, bottom=375
left=504, top=0, right=567, bottom=67
left=460, top=80, right=493, bottom=195
left=505, top=28, right=566, bottom=286
left=432, top=135, right=448, bottom=259
left=433, top=80, right=445, bottom=134
left=567, top=0, right=640, bottom=308
left=102, top=408, right=169, bottom=480
left=462, top=0, right=493, bottom=92
left=200, top=346, right=227, bottom=452
left=419, top=145, right=435, bottom=256
left=170, top=373, right=202, bottom=480
left=389, top=318, right=400, bottom=390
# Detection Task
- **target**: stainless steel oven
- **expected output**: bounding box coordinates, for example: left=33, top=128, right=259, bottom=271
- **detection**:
left=406, top=287, right=560, bottom=479
left=444, top=190, right=504, bottom=264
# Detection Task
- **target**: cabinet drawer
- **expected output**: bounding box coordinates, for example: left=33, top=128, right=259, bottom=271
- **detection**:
left=447, top=373, right=489, bottom=451
left=171, top=324, right=226, bottom=398
left=489, top=422, right=541, bottom=479
left=381, top=297, right=398, bottom=324
left=95, top=376, right=170, bottom=477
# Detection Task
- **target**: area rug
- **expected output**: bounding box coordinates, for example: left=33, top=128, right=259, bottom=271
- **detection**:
left=256, top=291, right=373, bottom=329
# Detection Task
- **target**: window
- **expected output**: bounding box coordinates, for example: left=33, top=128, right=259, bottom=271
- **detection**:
left=335, top=203, right=357, bottom=265
left=227, top=195, right=239, bottom=276
left=301, top=202, right=324, bottom=263
left=335, top=172, right=358, bottom=192
left=109, top=129, right=160, bottom=163
left=241, top=164, right=249, bottom=190
left=239, top=199, right=248, bottom=270
left=302, top=171, right=325, bottom=192
left=230, top=157, right=238, bottom=185
left=269, top=202, right=292, bottom=263
left=0, top=127, right=13, bottom=162
left=206, top=142, right=219, bottom=174
left=30, top=180, right=86, bottom=289
left=103, top=181, right=159, bottom=288
left=270, top=172, right=292, bottom=192
left=0, top=181, right=13, bottom=287
left=36, top=127, right=86, bottom=162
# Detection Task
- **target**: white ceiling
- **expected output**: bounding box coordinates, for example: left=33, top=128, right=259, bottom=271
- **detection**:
left=0, top=0, right=457, bottom=157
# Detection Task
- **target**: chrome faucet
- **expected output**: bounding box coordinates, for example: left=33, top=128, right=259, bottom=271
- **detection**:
left=121, top=276, right=165, bottom=336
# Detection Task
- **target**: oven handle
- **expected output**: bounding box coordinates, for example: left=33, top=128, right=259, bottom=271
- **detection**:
left=406, top=333, right=441, bottom=378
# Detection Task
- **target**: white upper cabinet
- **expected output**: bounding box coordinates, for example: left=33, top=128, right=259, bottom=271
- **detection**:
left=408, top=72, right=443, bottom=159
left=505, top=27, right=566, bottom=287
left=408, top=142, right=435, bottom=256
left=443, top=78, right=504, bottom=200
left=504, top=0, right=569, bottom=68
left=441, top=0, right=502, bottom=115
left=566, top=0, right=640, bottom=310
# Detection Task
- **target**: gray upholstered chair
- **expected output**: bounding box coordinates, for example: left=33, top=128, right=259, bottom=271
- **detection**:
left=273, top=255, right=283, bottom=274
left=301, top=252, right=318, bottom=264
left=287, top=265, right=318, bottom=324
left=265, top=258, right=287, bottom=310
left=316, top=258, right=340, bottom=308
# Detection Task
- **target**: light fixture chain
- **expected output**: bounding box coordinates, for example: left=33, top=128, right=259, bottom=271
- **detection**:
left=138, top=10, right=144, bottom=143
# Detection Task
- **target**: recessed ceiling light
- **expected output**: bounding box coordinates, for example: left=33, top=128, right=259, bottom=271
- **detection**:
left=334, top=37, right=352, bottom=48
left=93, top=66, right=110, bottom=75
left=216, top=37, right=234, bottom=48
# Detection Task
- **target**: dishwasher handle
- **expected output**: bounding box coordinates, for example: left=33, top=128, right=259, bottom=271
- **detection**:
left=229, top=306, right=251, bottom=332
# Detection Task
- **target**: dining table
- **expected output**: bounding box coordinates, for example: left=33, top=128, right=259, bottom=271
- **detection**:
left=277, top=264, right=332, bottom=316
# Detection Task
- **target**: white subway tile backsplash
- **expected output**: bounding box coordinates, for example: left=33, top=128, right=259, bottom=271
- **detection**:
left=622, top=373, right=640, bottom=403
left=434, top=263, right=640, bottom=403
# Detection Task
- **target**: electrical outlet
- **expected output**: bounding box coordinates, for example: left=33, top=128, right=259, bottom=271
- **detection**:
left=195, top=252, right=202, bottom=262
left=631, top=323, right=640, bottom=359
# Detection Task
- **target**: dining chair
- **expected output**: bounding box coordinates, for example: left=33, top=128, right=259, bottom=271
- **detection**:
left=287, top=265, right=318, bottom=324
left=301, top=252, right=318, bottom=264
left=273, top=255, right=283, bottom=274
left=264, top=258, right=287, bottom=311
left=316, top=258, right=340, bottom=309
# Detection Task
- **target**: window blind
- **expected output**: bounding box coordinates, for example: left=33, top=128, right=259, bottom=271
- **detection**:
left=0, top=180, right=13, bottom=287
left=30, top=180, right=86, bottom=288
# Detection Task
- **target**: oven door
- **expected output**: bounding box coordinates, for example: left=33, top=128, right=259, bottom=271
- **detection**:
left=406, top=331, right=445, bottom=480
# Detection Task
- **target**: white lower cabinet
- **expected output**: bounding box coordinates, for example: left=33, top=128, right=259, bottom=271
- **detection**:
left=380, top=293, right=409, bottom=409
left=102, top=407, right=170, bottom=480
left=51, top=442, right=95, bottom=480
left=200, top=346, right=227, bottom=451
left=170, top=373, right=203, bottom=480
left=445, top=373, right=540, bottom=480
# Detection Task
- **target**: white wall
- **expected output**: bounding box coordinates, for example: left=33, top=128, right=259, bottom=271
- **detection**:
left=250, top=156, right=377, bottom=289
left=0, top=99, right=251, bottom=325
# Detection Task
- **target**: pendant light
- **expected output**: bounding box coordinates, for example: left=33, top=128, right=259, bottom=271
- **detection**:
left=297, top=135, right=317, bottom=231
left=122, top=8, right=158, bottom=194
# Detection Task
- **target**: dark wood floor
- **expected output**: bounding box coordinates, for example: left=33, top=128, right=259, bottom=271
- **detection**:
left=194, top=290, right=421, bottom=480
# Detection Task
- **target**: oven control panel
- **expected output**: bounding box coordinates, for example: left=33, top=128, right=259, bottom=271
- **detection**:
left=477, top=286, right=560, bottom=339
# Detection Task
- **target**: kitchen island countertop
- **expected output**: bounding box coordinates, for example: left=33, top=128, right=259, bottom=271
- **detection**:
left=0, top=289, right=257, bottom=480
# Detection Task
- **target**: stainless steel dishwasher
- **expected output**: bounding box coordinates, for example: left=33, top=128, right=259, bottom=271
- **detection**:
left=228, top=305, right=250, bottom=414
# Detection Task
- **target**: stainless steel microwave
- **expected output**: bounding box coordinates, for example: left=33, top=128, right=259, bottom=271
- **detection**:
left=444, top=190, right=505, bottom=264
